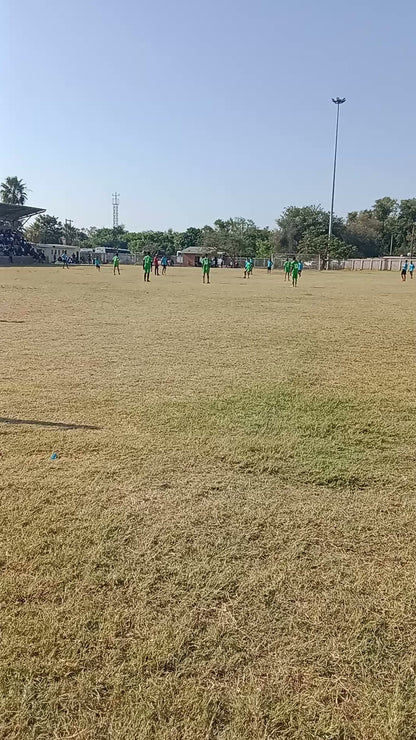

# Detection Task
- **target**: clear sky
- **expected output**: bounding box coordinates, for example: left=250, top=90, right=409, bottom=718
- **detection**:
left=4, top=0, right=416, bottom=231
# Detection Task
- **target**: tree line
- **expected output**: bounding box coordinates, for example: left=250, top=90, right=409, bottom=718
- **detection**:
left=2, top=176, right=416, bottom=260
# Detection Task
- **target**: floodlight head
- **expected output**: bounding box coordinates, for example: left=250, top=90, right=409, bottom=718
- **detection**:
left=332, top=97, right=346, bottom=104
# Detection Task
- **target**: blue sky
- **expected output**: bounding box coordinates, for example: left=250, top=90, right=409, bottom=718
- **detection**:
left=4, top=0, right=416, bottom=231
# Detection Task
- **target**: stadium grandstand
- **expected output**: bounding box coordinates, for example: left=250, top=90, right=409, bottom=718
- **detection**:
left=0, top=203, right=47, bottom=263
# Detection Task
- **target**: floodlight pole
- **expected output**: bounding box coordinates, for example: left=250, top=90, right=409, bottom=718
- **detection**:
left=328, top=97, right=346, bottom=269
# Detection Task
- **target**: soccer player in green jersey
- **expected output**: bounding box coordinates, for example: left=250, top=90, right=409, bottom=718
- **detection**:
left=202, top=254, right=211, bottom=284
left=284, top=258, right=291, bottom=281
left=291, top=260, right=299, bottom=287
left=143, top=252, right=152, bottom=282
left=244, top=258, right=251, bottom=278
left=113, top=254, right=120, bottom=275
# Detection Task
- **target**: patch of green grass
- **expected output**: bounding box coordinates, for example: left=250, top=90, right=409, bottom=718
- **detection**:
left=148, top=384, right=414, bottom=490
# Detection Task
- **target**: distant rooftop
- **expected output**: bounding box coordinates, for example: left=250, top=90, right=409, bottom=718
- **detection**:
left=181, top=245, right=214, bottom=254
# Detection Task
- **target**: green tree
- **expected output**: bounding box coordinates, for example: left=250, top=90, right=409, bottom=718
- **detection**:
left=200, top=225, right=221, bottom=254
left=270, top=229, right=284, bottom=255
left=373, top=196, right=398, bottom=224
left=254, top=228, right=274, bottom=258
left=126, top=230, right=177, bottom=256
left=395, top=199, right=416, bottom=254
left=228, top=217, right=262, bottom=258
left=373, top=197, right=398, bottom=253
left=84, top=225, right=128, bottom=250
left=345, top=210, right=381, bottom=257
left=200, top=217, right=265, bottom=259
left=176, top=227, right=202, bottom=251
left=298, top=233, right=356, bottom=267
left=1, top=176, right=28, bottom=205
left=25, top=214, right=64, bottom=244
left=62, top=222, right=88, bottom=246
left=277, top=205, right=344, bottom=252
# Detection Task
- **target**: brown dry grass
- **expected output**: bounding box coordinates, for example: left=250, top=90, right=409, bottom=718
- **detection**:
left=1, top=265, right=416, bottom=739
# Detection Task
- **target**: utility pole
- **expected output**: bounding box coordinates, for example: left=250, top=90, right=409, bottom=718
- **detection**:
left=328, top=97, right=346, bottom=269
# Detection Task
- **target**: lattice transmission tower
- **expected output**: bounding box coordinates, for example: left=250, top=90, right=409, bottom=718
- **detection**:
left=112, top=192, right=120, bottom=228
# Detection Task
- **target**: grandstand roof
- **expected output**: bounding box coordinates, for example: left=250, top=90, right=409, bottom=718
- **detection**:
left=0, top=203, right=45, bottom=223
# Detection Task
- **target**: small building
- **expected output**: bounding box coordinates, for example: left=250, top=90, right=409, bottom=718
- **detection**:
left=79, top=247, right=132, bottom=264
left=35, top=244, right=80, bottom=263
left=181, top=245, right=213, bottom=267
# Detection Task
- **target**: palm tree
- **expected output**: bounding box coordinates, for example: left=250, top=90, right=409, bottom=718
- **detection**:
left=0, top=176, right=28, bottom=205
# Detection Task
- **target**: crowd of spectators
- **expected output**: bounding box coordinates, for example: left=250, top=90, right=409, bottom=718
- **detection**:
left=0, top=228, right=46, bottom=262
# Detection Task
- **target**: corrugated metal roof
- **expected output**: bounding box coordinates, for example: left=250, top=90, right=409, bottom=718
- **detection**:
left=0, top=203, right=45, bottom=222
left=181, top=245, right=213, bottom=254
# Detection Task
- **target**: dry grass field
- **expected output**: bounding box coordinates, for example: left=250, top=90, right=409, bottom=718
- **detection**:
left=1, top=264, right=416, bottom=739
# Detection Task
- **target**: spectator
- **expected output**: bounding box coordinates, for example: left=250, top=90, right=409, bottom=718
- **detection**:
left=0, top=227, right=45, bottom=261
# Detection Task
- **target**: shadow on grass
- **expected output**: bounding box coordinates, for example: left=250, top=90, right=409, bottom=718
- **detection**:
left=0, top=320, right=25, bottom=324
left=0, top=417, right=100, bottom=430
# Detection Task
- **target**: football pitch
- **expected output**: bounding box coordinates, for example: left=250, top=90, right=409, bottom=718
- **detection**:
left=1, top=265, right=416, bottom=739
